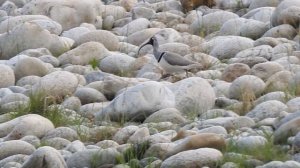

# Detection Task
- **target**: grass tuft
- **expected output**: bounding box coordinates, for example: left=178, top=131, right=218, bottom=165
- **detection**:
left=116, top=141, right=151, bottom=167
left=10, top=92, right=84, bottom=127
left=89, top=58, right=100, bottom=70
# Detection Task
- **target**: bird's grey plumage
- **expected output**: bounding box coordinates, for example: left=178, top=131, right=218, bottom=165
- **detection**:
left=138, top=36, right=202, bottom=74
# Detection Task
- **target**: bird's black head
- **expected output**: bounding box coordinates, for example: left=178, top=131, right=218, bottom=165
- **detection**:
left=137, top=36, right=156, bottom=55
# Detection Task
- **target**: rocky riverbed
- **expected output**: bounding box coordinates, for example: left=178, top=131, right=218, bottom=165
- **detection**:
left=0, top=0, right=300, bottom=167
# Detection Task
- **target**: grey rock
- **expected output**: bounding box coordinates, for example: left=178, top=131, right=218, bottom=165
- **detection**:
left=0, top=140, right=35, bottom=160
left=38, top=55, right=60, bottom=67
left=168, top=77, right=215, bottom=117
left=64, top=140, right=86, bottom=153
left=42, top=127, right=79, bottom=142
left=74, top=30, right=119, bottom=51
left=21, top=146, right=67, bottom=168
left=113, top=125, right=139, bottom=144
left=74, top=87, right=107, bottom=105
left=66, top=148, right=120, bottom=168
left=144, top=108, right=187, bottom=124
left=0, top=114, right=54, bottom=141
left=263, top=24, right=297, bottom=40
left=31, top=71, right=78, bottom=99
left=95, top=81, right=175, bottom=122
left=0, top=64, right=15, bottom=88
left=21, top=0, right=103, bottom=30
left=0, top=22, right=71, bottom=59
left=161, top=148, right=223, bottom=168
left=228, top=75, right=265, bottom=100
left=251, top=62, right=284, bottom=81
left=99, top=53, right=135, bottom=76
left=14, top=57, right=49, bottom=80
left=246, top=100, right=288, bottom=121
left=0, top=154, right=28, bottom=168
left=61, top=27, right=91, bottom=41
left=58, top=42, right=110, bottom=66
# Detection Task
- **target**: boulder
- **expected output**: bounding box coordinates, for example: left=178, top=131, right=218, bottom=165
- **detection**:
left=21, top=146, right=67, bottom=168
left=95, top=81, right=175, bottom=122
left=31, top=71, right=79, bottom=99
left=58, top=42, right=110, bottom=66
left=0, top=22, right=71, bottom=59
left=161, top=148, right=223, bottom=168
left=168, top=77, right=215, bottom=116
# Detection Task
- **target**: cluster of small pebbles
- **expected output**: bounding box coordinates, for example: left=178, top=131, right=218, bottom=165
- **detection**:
left=0, top=0, right=300, bottom=167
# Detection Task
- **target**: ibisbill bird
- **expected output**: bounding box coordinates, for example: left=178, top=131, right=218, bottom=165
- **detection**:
left=138, top=36, right=202, bottom=76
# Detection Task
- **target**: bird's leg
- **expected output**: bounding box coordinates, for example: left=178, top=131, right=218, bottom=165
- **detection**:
left=185, top=69, right=189, bottom=78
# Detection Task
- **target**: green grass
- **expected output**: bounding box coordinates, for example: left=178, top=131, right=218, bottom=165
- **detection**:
left=10, top=92, right=84, bottom=127
left=89, top=58, right=100, bottom=70
left=116, top=141, right=151, bottom=168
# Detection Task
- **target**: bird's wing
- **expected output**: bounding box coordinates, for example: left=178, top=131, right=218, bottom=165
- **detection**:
left=163, top=52, right=196, bottom=66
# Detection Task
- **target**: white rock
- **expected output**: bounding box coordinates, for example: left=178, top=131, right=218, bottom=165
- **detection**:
left=249, top=0, right=280, bottom=10
left=113, top=125, right=139, bottom=144
left=254, top=91, right=287, bottom=106
left=286, top=97, right=300, bottom=113
left=99, top=53, right=135, bottom=75
left=100, top=5, right=127, bottom=21
left=61, top=27, right=91, bottom=41
left=161, top=148, right=223, bottom=168
left=0, top=140, right=35, bottom=160
left=42, top=127, right=79, bottom=142
left=0, top=15, right=51, bottom=33
left=127, top=28, right=161, bottom=46
left=265, top=70, right=295, bottom=92
left=22, top=146, right=67, bottom=168
left=145, top=143, right=176, bottom=159
left=229, top=75, right=265, bottom=100
left=114, top=18, right=150, bottom=36
left=32, top=71, right=78, bottom=99
left=144, top=108, right=187, bottom=124
left=96, top=140, right=119, bottom=149
left=263, top=24, right=297, bottom=40
left=0, top=22, right=71, bottom=59
left=95, top=81, right=175, bottom=122
left=257, top=161, right=300, bottom=168
left=74, top=30, right=119, bottom=51
left=239, top=20, right=269, bottom=40
left=235, top=45, right=274, bottom=60
left=14, top=57, right=49, bottom=80
left=21, top=0, right=103, bottom=30
left=271, top=0, right=300, bottom=27
left=0, top=114, right=54, bottom=141
left=28, top=19, right=62, bottom=35
left=246, top=100, right=288, bottom=121
left=233, top=136, right=267, bottom=150
left=221, top=63, right=250, bottom=82
left=38, top=55, right=60, bottom=67
left=74, top=87, right=107, bottom=105
left=0, top=154, right=28, bottom=168
left=202, top=36, right=254, bottom=60
left=0, top=93, right=29, bottom=105
left=168, top=77, right=215, bottom=116
left=16, top=76, right=41, bottom=87
left=0, top=64, right=15, bottom=88
left=58, top=42, right=110, bottom=66
left=66, top=148, right=120, bottom=168
left=127, top=127, right=150, bottom=144
left=190, top=11, right=239, bottom=36
left=251, top=62, right=284, bottom=81
left=243, top=7, right=275, bottom=23
left=64, top=140, right=86, bottom=153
